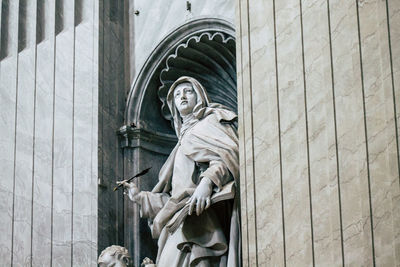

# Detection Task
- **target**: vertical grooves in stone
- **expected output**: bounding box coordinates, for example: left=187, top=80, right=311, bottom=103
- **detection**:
left=50, top=2, right=57, bottom=264
left=245, top=1, right=259, bottom=265
left=326, top=1, right=345, bottom=265
left=240, top=2, right=249, bottom=266
left=10, top=1, right=20, bottom=264
left=272, top=0, right=286, bottom=265
left=385, top=0, right=400, bottom=185
left=355, top=1, right=376, bottom=265
left=30, top=2, right=39, bottom=265
left=238, top=0, right=250, bottom=265
left=71, top=1, right=77, bottom=264
left=10, top=59, right=18, bottom=267
left=92, top=1, right=97, bottom=262
left=299, top=1, right=315, bottom=265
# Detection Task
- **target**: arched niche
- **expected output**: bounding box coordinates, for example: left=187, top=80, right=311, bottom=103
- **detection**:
left=118, top=17, right=236, bottom=266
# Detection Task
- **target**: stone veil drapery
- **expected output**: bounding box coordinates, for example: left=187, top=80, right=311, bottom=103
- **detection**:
left=136, top=77, right=241, bottom=266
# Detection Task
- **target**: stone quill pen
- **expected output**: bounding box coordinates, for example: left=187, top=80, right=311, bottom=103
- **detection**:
left=113, top=167, right=151, bottom=191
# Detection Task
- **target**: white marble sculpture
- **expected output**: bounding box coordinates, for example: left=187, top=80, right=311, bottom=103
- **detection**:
left=98, top=245, right=131, bottom=267
left=118, top=76, right=240, bottom=266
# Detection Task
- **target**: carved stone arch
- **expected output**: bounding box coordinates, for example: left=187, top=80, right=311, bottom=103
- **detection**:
left=123, top=18, right=236, bottom=144
left=158, top=31, right=237, bottom=121
left=119, top=17, right=236, bottom=266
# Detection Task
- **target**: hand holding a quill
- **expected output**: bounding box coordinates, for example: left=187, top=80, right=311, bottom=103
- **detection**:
left=115, top=167, right=151, bottom=203
left=116, top=180, right=140, bottom=202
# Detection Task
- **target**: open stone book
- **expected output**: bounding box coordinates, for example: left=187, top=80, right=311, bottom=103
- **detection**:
left=166, top=181, right=236, bottom=233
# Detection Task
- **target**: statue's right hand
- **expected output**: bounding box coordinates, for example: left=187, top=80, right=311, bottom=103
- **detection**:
left=116, top=180, right=140, bottom=202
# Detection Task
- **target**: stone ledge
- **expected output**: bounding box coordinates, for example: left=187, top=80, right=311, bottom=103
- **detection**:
left=117, top=125, right=177, bottom=155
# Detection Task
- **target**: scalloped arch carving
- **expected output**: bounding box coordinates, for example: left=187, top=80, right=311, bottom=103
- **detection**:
left=125, top=18, right=236, bottom=137
left=158, top=32, right=236, bottom=121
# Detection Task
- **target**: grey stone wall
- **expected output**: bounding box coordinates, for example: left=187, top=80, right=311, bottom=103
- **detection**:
left=97, top=0, right=127, bottom=256
left=0, top=0, right=98, bottom=265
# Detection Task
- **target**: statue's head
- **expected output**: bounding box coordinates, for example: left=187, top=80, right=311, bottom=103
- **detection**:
left=172, top=82, right=198, bottom=116
left=167, top=76, right=212, bottom=136
left=98, top=245, right=131, bottom=267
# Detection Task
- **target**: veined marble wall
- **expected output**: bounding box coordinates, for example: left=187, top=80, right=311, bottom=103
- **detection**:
left=0, top=0, right=98, bottom=266
left=236, top=0, right=400, bottom=266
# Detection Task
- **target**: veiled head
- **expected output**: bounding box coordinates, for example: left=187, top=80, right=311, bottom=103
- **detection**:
left=167, top=76, right=212, bottom=136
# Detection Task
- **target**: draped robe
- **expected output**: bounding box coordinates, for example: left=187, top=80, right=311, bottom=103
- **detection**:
left=134, top=76, right=241, bottom=267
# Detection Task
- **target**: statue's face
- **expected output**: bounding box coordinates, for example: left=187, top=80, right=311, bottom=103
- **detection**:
left=173, top=82, right=197, bottom=116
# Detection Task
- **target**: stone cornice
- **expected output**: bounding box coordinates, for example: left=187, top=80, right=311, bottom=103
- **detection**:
left=117, top=125, right=177, bottom=155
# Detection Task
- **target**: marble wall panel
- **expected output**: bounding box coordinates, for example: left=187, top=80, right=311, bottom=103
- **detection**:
left=31, top=2, right=55, bottom=266
left=388, top=0, right=400, bottom=262
left=234, top=1, right=248, bottom=265
left=12, top=1, right=37, bottom=265
left=238, top=0, right=400, bottom=265
left=0, top=0, right=98, bottom=265
left=247, top=0, right=285, bottom=266
left=237, top=0, right=258, bottom=266
left=301, top=0, right=343, bottom=265
left=329, top=0, right=374, bottom=265
left=97, top=0, right=125, bottom=254
left=358, top=0, right=400, bottom=265
left=91, top=2, right=99, bottom=264
left=52, top=1, right=75, bottom=265
left=98, top=1, right=110, bottom=253
left=389, top=1, right=400, bottom=190
left=32, top=37, right=55, bottom=267
left=275, top=0, right=314, bottom=265
left=73, top=0, right=98, bottom=265
left=0, top=1, right=19, bottom=265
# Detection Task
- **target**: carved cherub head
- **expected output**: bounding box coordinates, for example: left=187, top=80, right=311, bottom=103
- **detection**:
left=98, top=245, right=131, bottom=267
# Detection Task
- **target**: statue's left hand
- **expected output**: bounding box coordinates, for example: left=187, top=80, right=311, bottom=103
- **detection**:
left=187, top=177, right=213, bottom=216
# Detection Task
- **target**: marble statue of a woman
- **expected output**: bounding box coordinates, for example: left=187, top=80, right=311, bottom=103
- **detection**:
left=118, top=76, right=240, bottom=267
